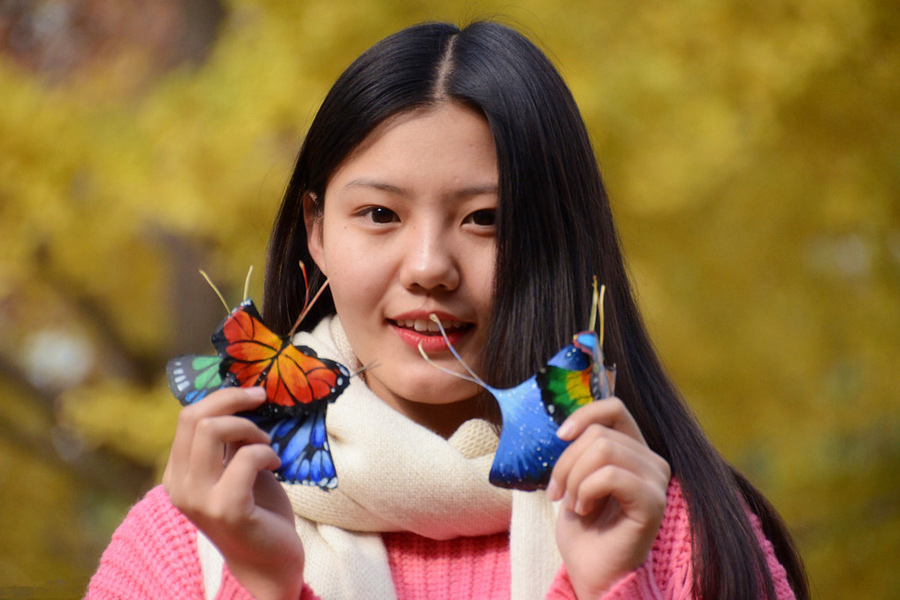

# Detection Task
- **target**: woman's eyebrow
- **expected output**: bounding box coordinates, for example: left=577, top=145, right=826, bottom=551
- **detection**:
left=450, top=184, right=499, bottom=199
left=344, top=178, right=406, bottom=195
left=343, top=178, right=498, bottom=199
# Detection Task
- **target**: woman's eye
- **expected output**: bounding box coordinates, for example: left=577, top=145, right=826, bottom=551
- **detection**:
left=362, top=206, right=398, bottom=224
left=465, top=209, right=497, bottom=227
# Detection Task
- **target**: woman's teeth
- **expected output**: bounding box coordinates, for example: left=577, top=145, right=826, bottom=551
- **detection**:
left=396, top=319, right=465, bottom=332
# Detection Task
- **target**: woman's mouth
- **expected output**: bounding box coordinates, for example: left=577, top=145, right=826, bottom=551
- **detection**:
left=393, top=318, right=468, bottom=333
left=389, top=317, right=473, bottom=351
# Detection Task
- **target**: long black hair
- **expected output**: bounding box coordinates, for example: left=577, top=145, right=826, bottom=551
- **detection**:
left=264, top=21, right=808, bottom=600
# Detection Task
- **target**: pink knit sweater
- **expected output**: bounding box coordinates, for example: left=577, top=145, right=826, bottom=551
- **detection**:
left=86, top=481, right=796, bottom=599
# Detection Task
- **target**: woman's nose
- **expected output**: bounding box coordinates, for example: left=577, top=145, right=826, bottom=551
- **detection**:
left=398, top=224, right=460, bottom=292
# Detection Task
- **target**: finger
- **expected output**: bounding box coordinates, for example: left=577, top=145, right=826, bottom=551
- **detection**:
left=556, top=397, right=644, bottom=443
left=253, top=470, right=295, bottom=521
left=568, top=465, right=668, bottom=521
left=551, top=426, right=662, bottom=507
left=189, top=416, right=272, bottom=490
left=549, top=424, right=669, bottom=502
left=212, top=444, right=282, bottom=519
left=562, top=424, right=669, bottom=482
left=169, top=387, right=268, bottom=477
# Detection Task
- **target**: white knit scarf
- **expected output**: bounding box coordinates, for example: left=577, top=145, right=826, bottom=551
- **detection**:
left=198, top=316, right=562, bottom=600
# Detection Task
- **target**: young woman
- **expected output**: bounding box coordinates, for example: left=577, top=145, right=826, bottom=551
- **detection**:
left=88, top=21, right=808, bottom=600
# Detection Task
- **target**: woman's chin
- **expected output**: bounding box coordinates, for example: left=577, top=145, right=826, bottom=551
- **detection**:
left=367, top=370, right=484, bottom=417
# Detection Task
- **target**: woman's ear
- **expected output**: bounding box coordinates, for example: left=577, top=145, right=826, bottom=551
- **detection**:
left=303, top=192, right=327, bottom=277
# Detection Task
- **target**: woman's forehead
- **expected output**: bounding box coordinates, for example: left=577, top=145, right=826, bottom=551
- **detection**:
left=326, top=103, right=497, bottom=194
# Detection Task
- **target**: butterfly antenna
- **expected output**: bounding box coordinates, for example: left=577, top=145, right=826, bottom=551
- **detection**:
left=288, top=280, right=331, bottom=339
left=349, top=360, right=380, bottom=379
left=287, top=262, right=312, bottom=338
left=299, top=261, right=310, bottom=314
left=199, top=270, right=231, bottom=314
left=417, top=342, right=485, bottom=387
left=588, top=276, right=600, bottom=333
left=417, top=314, right=491, bottom=389
left=243, top=265, right=254, bottom=300
left=598, top=284, right=607, bottom=347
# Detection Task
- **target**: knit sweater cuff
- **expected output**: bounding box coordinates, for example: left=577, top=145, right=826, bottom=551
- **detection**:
left=545, top=566, right=577, bottom=599
left=217, top=565, right=320, bottom=600
left=601, top=561, right=661, bottom=600
left=545, top=562, right=661, bottom=600
left=215, top=567, right=255, bottom=600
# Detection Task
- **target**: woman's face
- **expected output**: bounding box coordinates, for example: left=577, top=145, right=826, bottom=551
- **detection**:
left=306, top=103, right=498, bottom=436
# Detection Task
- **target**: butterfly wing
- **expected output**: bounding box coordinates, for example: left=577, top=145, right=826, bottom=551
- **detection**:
left=536, top=366, right=593, bottom=426
left=212, top=299, right=282, bottom=389
left=264, top=344, right=350, bottom=415
left=212, top=299, right=351, bottom=417
left=488, top=375, right=572, bottom=490
left=536, top=341, right=594, bottom=425
left=247, top=406, right=338, bottom=490
left=166, top=355, right=225, bottom=405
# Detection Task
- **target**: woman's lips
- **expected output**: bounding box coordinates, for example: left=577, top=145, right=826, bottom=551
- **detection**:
left=389, top=317, right=472, bottom=352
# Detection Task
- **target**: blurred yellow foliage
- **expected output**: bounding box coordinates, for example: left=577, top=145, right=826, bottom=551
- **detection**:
left=0, top=0, right=898, bottom=596
left=59, top=380, right=178, bottom=468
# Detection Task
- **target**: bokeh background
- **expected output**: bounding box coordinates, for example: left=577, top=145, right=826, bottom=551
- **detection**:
left=1, top=0, right=897, bottom=597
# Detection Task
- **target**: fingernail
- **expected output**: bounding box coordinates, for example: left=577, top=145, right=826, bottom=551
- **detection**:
left=556, top=420, right=574, bottom=439
left=563, top=493, right=575, bottom=512
left=245, top=387, right=267, bottom=400
left=546, top=479, right=560, bottom=500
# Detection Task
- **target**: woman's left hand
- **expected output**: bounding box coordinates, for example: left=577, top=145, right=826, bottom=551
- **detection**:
left=548, top=398, right=671, bottom=599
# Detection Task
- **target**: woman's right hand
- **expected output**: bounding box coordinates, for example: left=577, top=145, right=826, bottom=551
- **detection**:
left=163, top=386, right=305, bottom=600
